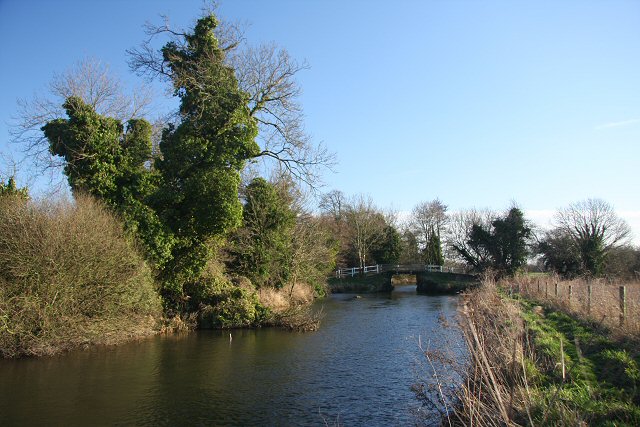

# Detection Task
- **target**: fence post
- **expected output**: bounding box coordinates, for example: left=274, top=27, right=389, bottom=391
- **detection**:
left=619, top=286, right=627, bottom=327
left=568, top=285, right=572, bottom=309
left=587, top=284, right=592, bottom=315
left=554, top=283, right=559, bottom=298
left=537, top=279, right=540, bottom=294
left=545, top=283, right=548, bottom=298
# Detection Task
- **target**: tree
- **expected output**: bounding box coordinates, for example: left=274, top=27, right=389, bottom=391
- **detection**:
left=319, top=190, right=347, bottom=223
left=548, top=199, right=631, bottom=277
left=41, top=97, right=174, bottom=268
left=422, top=228, right=444, bottom=266
left=399, top=230, right=421, bottom=264
left=343, top=195, right=386, bottom=269
left=371, top=224, right=402, bottom=264
left=127, top=8, right=334, bottom=188
left=411, top=199, right=448, bottom=248
left=11, top=58, right=152, bottom=181
left=454, top=207, right=531, bottom=276
left=230, top=177, right=296, bottom=288
left=41, top=15, right=263, bottom=304
left=446, top=208, right=495, bottom=267
left=537, top=228, right=582, bottom=278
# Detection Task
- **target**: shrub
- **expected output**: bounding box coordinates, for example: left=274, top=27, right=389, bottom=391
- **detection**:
left=184, top=260, right=267, bottom=329
left=0, top=194, right=162, bottom=357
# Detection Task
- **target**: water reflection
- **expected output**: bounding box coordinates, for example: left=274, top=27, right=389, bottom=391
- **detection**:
left=0, top=289, right=463, bottom=426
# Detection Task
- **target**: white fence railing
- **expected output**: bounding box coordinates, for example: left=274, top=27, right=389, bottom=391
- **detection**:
left=335, top=264, right=465, bottom=278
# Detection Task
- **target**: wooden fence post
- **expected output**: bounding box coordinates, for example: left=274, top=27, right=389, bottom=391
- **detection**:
left=545, top=283, right=548, bottom=298
left=555, top=283, right=559, bottom=298
left=568, top=285, right=572, bottom=309
left=619, top=286, right=627, bottom=327
left=587, top=284, right=592, bottom=315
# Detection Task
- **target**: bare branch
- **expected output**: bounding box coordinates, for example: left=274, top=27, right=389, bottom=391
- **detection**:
left=9, top=58, right=153, bottom=183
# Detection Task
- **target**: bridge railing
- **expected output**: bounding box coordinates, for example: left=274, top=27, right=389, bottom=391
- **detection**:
left=335, top=264, right=469, bottom=277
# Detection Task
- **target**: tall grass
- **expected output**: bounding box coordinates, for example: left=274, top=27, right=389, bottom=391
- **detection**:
left=509, top=274, right=640, bottom=338
left=0, top=194, right=162, bottom=357
left=416, top=276, right=640, bottom=426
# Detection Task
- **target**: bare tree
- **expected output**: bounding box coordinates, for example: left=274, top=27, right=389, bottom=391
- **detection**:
left=344, top=195, right=386, bottom=269
left=554, top=199, right=631, bottom=250
left=410, top=199, right=448, bottom=246
left=445, top=208, right=495, bottom=266
left=127, top=9, right=335, bottom=188
left=10, top=57, right=153, bottom=180
left=319, top=189, right=346, bottom=223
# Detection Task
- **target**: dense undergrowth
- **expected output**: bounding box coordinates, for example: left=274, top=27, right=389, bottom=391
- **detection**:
left=0, top=194, right=162, bottom=358
left=416, top=278, right=640, bottom=426
left=0, top=193, right=324, bottom=358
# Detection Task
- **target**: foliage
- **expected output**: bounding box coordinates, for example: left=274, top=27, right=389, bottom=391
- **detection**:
left=454, top=207, right=531, bottom=276
left=0, top=195, right=161, bottom=358
left=42, top=15, right=261, bottom=306
left=41, top=97, right=175, bottom=269
left=537, top=228, right=583, bottom=278
left=229, top=177, right=296, bottom=288
left=184, top=261, right=266, bottom=329
left=371, top=224, right=402, bottom=264
left=399, top=230, right=421, bottom=264
left=0, top=177, right=29, bottom=200
left=422, top=227, right=444, bottom=266
left=540, top=199, right=631, bottom=278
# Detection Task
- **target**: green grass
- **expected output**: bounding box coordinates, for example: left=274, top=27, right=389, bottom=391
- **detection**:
left=512, top=293, right=640, bottom=425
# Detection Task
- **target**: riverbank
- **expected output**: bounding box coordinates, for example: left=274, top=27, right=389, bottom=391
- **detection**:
left=418, top=279, right=640, bottom=426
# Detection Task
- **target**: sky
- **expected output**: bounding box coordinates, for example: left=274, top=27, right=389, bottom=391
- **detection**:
left=1, top=0, right=639, bottom=243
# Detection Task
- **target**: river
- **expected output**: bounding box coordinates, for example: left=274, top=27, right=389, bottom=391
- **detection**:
left=0, top=285, right=463, bottom=426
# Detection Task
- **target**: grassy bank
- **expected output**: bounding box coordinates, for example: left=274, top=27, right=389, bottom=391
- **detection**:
left=417, top=279, right=640, bottom=426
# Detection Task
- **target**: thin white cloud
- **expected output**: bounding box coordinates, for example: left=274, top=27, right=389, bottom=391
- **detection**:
left=595, top=118, right=640, bottom=130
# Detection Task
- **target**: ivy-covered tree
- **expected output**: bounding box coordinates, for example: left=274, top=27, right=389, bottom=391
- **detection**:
left=148, top=15, right=260, bottom=296
left=42, top=15, right=261, bottom=305
left=455, top=207, right=531, bottom=276
left=537, top=229, right=582, bottom=278
left=42, top=97, right=175, bottom=268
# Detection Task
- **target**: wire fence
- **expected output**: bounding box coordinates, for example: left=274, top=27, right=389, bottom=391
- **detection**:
left=505, top=274, right=640, bottom=337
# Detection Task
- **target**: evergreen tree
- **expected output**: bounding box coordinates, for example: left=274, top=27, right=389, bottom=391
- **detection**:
left=423, top=228, right=444, bottom=266
left=230, top=178, right=296, bottom=288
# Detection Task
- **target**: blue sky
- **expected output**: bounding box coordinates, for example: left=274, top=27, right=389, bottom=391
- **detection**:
left=1, top=0, right=639, bottom=242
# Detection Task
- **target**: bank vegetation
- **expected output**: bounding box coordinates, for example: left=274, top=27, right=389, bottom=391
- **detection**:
left=416, top=275, right=640, bottom=426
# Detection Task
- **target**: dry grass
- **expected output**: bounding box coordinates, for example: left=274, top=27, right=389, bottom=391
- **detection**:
left=416, top=275, right=640, bottom=426
left=258, top=283, right=321, bottom=331
left=0, top=194, right=162, bottom=357
left=507, top=274, right=640, bottom=339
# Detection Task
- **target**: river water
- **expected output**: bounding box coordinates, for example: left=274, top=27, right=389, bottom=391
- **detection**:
left=0, top=286, right=463, bottom=426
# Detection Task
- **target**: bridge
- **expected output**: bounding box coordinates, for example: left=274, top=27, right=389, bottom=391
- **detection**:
left=332, top=264, right=478, bottom=294
left=335, top=264, right=467, bottom=278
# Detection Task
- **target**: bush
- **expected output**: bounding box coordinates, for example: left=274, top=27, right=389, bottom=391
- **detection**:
left=184, top=260, right=267, bottom=329
left=0, top=194, right=162, bottom=357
